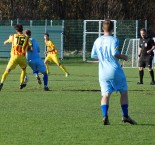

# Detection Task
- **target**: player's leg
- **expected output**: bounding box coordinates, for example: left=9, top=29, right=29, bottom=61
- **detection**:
left=147, top=56, right=155, bottom=85
left=44, top=54, right=51, bottom=74
left=120, top=91, right=137, bottom=125
left=0, top=57, right=16, bottom=91
left=137, top=58, right=145, bottom=84
left=137, top=67, right=144, bottom=84
left=101, top=93, right=111, bottom=125
left=52, top=54, right=69, bottom=77
left=42, top=71, right=49, bottom=91
left=19, top=57, right=27, bottom=89
left=100, top=81, right=112, bottom=125
left=38, top=60, right=49, bottom=90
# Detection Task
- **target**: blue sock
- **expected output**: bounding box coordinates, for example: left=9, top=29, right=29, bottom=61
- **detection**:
left=101, top=105, right=109, bottom=117
left=121, top=104, right=128, bottom=117
left=43, top=74, right=48, bottom=87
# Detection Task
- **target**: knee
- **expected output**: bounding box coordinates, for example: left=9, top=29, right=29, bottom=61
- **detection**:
left=5, top=68, right=11, bottom=73
left=57, top=63, right=61, bottom=66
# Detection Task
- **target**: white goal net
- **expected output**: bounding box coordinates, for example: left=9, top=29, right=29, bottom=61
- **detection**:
left=121, top=38, right=155, bottom=68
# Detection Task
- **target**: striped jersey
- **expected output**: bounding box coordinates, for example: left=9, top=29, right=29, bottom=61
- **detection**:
left=45, top=39, right=57, bottom=54
left=6, top=34, right=32, bottom=56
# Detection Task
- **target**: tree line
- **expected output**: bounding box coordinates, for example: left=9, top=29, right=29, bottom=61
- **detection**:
left=0, top=0, right=154, bottom=20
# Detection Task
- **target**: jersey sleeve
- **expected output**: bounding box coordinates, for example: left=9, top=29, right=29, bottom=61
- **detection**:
left=151, top=39, right=155, bottom=46
left=6, top=35, right=13, bottom=43
left=91, top=41, right=98, bottom=59
left=111, top=38, right=120, bottom=56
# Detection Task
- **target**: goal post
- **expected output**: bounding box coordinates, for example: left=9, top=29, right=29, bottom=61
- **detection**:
left=121, top=39, right=139, bottom=68
left=83, top=20, right=117, bottom=61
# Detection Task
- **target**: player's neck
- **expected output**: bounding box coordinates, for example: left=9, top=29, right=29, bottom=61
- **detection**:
left=104, top=31, right=112, bottom=36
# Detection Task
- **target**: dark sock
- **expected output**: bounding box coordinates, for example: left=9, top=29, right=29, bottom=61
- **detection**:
left=149, top=70, right=154, bottom=82
left=139, top=70, right=144, bottom=83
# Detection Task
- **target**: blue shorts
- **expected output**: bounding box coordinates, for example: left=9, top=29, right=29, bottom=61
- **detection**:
left=99, top=76, right=128, bottom=96
left=28, top=59, right=46, bottom=74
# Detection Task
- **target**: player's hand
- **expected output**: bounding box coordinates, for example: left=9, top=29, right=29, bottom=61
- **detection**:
left=123, top=55, right=128, bottom=61
left=147, top=50, right=151, bottom=54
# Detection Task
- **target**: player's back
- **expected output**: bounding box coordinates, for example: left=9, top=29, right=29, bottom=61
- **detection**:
left=26, top=38, right=41, bottom=61
left=11, top=34, right=30, bottom=56
left=94, top=35, right=119, bottom=65
left=92, top=35, right=122, bottom=80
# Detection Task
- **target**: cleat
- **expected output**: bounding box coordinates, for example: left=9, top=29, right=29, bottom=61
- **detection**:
left=103, top=116, right=110, bottom=125
left=122, top=116, right=137, bottom=125
left=37, top=77, right=42, bottom=85
left=44, top=86, right=49, bottom=91
left=0, top=83, right=3, bottom=91
left=19, top=83, right=27, bottom=90
left=137, top=82, right=143, bottom=85
left=150, top=81, right=155, bottom=85
left=65, top=73, right=70, bottom=77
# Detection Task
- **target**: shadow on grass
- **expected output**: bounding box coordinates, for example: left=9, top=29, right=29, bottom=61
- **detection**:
left=60, top=89, right=100, bottom=92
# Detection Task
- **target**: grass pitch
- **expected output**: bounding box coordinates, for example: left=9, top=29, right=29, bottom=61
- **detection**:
left=0, top=59, right=155, bottom=145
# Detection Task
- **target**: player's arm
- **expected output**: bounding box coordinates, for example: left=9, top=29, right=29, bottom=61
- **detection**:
left=91, top=41, right=98, bottom=60
left=27, top=39, right=33, bottom=51
left=147, top=40, right=155, bottom=54
left=4, top=35, right=13, bottom=45
left=114, top=53, right=128, bottom=61
left=138, top=47, right=142, bottom=57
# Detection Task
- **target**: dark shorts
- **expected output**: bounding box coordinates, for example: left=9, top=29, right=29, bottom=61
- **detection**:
left=138, top=55, right=154, bottom=68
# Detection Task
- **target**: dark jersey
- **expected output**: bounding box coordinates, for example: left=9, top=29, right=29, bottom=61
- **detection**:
left=139, top=37, right=155, bottom=57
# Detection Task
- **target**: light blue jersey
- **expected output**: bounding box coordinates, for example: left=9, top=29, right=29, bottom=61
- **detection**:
left=26, top=38, right=46, bottom=73
left=91, top=35, right=127, bottom=95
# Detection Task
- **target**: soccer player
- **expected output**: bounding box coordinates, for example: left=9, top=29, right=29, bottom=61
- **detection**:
left=44, top=33, right=69, bottom=77
left=91, top=19, right=137, bottom=125
left=137, top=28, right=155, bottom=85
left=24, top=30, right=49, bottom=91
left=0, top=24, right=32, bottom=91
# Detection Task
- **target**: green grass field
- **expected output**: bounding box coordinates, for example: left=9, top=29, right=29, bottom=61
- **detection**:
left=0, top=59, right=155, bottom=145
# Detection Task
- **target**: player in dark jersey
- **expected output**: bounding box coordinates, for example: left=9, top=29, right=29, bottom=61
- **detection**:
left=137, top=28, right=155, bottom=85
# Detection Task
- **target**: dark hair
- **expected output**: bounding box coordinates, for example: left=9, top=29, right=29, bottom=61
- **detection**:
left=44, top=32, right=49, bottom=37
left=24, top=29, right=31, bottom=37
left=15, top=24, right=23, bottom=32
left=140, top=28, right=146, bottom=32
left=102, top=19, right=114, bottom=32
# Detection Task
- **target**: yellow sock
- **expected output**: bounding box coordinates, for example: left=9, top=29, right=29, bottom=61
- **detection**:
left=1, top=71, right=9, bottom=83
left=20, top=69, right=26, bottom=84
left=59, top=64, right=68, bottom=74
left=45, top=63, right=50, bottom=74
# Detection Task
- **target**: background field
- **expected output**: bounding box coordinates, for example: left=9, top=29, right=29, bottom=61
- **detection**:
left=0, top=59, right=155, bottom=145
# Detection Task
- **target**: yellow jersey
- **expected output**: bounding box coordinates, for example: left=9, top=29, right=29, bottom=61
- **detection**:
left=45, top=39, right=57, bottom=54
left=6, top=34, right=32, bottom=56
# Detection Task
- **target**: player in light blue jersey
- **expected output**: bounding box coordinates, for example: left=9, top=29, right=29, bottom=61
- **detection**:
left=24, top=30, right=49, bottom=91
left=91, top=19, right=137, bottom=125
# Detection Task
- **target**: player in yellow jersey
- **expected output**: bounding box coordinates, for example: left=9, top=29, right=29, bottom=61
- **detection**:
left=0, top=24, right=33, bottom=91
left=44, top=33, right=69, bottom=77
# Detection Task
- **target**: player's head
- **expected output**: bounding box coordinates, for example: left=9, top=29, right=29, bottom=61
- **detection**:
left=15, top=24, right=23, bottom=33
left=140, top=28, right=147, bottom=39
left=24, top=29, right=31, bottom=37
left=44, top=32, right=49, bottom=40
left=102, top=19, right=114, bottom=33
